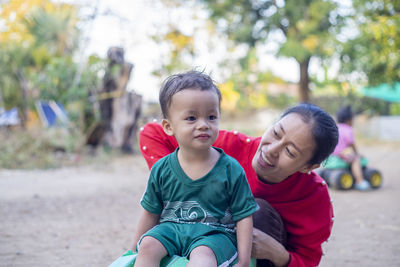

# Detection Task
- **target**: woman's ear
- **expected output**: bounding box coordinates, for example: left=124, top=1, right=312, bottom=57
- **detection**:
left=299, top=163, right=320, bottom=174
left=161, top=119, right=174, bottom=136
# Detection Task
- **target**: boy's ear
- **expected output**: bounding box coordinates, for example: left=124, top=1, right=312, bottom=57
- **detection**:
left=161, top=119, right=174, bottom=136
left=299, top=163, right=320, bottom=174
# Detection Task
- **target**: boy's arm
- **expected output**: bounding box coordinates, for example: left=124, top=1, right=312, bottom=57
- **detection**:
left=234, top=215, right=253, bottom=267
left=131, top=208, right=160, bottom=252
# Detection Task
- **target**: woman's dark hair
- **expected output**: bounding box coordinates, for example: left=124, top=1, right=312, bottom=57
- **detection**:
left=159, top=70, right=221, bottom=118
left=336, top=105, right=354, bottom=123
left=282, top=103, right=338, bottom=165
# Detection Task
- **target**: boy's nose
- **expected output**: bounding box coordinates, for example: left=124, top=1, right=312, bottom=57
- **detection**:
left=197, top=118, right=209, bottom=129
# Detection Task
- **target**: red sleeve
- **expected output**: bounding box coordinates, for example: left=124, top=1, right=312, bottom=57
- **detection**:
left=139, top=122, right=260, bottom=172
left=213, top=130, right=260, bottom=172
left=139, top=123, right=178, bottom=169
left=284, top=174, right=334, bottom=267
left=287, top=221, right=331, bottom=267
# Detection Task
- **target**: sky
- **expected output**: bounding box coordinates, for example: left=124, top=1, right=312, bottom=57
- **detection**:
left=70, top=0, right=328, bottom=102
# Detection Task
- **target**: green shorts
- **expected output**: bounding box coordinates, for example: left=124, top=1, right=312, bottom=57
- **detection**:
left=138, top=222, right=238, bottom=266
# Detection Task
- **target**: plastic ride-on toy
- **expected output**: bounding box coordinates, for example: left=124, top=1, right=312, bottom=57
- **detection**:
left=109, top=250, right=258, bottom=267
left=316, top=155, right=383, bottom=190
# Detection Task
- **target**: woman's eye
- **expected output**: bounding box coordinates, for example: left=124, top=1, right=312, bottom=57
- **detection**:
left=286, top=147, right=295, bottom=158
left=273, top=128, right=279, bottom=138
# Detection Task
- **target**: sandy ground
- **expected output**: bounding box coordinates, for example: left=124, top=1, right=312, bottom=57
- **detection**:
left=1, top=143, right=400, bottom=267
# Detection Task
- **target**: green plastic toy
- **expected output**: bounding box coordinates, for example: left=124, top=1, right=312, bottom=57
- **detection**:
left=317, top=155, right=382, bottom=190
left=109, top=250, right=257, bottom=267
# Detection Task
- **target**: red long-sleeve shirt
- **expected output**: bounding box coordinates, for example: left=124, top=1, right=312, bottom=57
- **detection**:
left=139, top=123, right=334, bottom=267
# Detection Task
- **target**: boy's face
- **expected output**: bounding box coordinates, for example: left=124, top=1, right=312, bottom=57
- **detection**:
left=162, top=88, right=220, bottom=152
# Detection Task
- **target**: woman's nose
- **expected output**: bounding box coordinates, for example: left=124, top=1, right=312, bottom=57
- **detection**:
left=268, top=141, right=281, bottom=157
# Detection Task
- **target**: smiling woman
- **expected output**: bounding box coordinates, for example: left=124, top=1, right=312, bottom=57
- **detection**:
left=139, top=103, right=339, bottom=267
left=252, top=113, right=318, bottom=184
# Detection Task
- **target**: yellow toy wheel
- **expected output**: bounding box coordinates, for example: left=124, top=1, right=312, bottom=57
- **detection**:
left=330, top=170, right=354, bottom=190
left=340, top=172, right=354, bottom=190
left=363, top=168, right=383, bottom=189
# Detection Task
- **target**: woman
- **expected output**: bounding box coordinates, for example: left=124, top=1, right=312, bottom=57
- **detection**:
left=138, top=103, right=338, bottom=267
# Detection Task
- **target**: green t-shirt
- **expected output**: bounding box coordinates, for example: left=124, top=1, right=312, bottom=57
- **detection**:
left=141, top=147, right=258, bottom=233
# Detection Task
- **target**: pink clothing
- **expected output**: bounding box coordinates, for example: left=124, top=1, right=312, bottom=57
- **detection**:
left=332, top=123, right=354, bottom=156
left=139, top=123, right=334, bottom=267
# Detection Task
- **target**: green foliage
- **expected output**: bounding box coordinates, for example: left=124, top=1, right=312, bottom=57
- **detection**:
left=311, top=90, right=394, bottom=116
left=23, top=6, right=79, bottom=56
left=0, top=2, right=106, bottom=129
left=0, top=1, right=107, bottom=169
left=339, top=0, right=400, bottom=86
left=390, top=103, right=400, bottom=115
left=151, top=27, right=195, bottom=78
left=310, top=72, right=395, bottom=116
left=28, top=55, right=105, bottom=104
left=199, top=0, right=345, bottom=101
left=219, top=48, right=295, bottom=112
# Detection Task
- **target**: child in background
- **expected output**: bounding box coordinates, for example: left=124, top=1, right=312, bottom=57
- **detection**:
left=332, top=105, right=370, bottom=191
left=131, top=71, right=258, bottom=267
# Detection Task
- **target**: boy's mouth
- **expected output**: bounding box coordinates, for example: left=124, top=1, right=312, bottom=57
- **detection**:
left=195, top=134, right=210, bottom=140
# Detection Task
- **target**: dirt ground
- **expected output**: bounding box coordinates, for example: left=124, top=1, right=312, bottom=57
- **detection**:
left=1, top=142, right=400, bottom=267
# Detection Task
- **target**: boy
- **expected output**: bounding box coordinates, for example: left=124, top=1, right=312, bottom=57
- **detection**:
left=132, top=71, right=258, bottom=267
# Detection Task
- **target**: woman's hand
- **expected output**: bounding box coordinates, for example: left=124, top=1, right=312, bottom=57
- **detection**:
left=252, top=228, right=290, bottom=267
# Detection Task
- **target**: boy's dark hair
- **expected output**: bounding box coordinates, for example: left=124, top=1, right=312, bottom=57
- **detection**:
left=336, top=105, right=354, bottom=123
left=282, top=103, right=339, bottom=165
left=159, top=70, right=221, bottom=118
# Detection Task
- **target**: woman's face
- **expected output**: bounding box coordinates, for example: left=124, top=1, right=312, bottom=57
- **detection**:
left=252, top=113, right=319, bottom=184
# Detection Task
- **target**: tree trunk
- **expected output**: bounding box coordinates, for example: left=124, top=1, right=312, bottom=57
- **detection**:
left=298, top=57, right=311, bottom=103
left=16, top=70, right=28, bottom=128
left=87, top=47, right=142, bottom=153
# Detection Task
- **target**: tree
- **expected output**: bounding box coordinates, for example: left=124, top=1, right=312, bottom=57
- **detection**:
left=339, top=0, right=400, bottom=86
left=200, top=0, right=344, bottom=102
left=151, top=26, right=195, bottom=78
left=0, top=0, right=104, bottom=129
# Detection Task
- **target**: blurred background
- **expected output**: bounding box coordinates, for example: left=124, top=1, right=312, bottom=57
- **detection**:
left=1, top=1, right=400, bottom=266
left=0, top=0, right=399, bottom=166
left=0, top=0, right=400, bottom=168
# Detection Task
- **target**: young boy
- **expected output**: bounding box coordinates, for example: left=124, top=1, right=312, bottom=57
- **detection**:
left=131, top=71, right=258, bottom=267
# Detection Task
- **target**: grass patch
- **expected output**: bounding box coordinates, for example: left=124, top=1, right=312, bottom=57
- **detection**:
left=0, top=126, right=118, bottom=169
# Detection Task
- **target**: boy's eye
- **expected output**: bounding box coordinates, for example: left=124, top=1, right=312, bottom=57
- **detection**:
left=186, top=116, right=196, bottom=121
left=209, top=115, right=217, bottom=120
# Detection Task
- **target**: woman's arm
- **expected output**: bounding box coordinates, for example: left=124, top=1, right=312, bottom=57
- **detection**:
left=131, top=208, right=160, bottom=252
left=234, top=216, right=253, bottom=267
left=252, top=173, right=333, bottom=267
left=139, top=123, right=178, bottom=169
left=139, top=123, right=259, bottom=170
left=252, top=228, right=290, bottom=267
